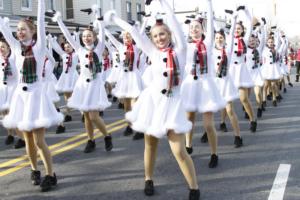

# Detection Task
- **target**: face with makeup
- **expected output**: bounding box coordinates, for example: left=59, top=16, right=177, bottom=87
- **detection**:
left=64, top=43, right=73, bottom=54
left=235, top=23, right=244, bottom=37
left=122, top=32, right=133, bottom=45
left=82, top=30, right=96, bottom=46
left=150, top=25, right=171, bottom=49
left=267, top=38, right=275, bottom=49
left=248, top=36, right=257, bottom=48
left=214, top=32, right=225, bottom=48
left=189, top=20, right=203, bottom=41
left=0, top=41, right=10, bottom=57
left=17, top=21, right=35, bottom=42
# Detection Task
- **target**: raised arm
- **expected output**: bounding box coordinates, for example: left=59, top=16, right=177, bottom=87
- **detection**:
left=105, top=11, right=156, bottom=58
left=226, top=12, right=238, bottom=63
left=45, top=48, right=56, bottom=65
left=241, top=7, right=253, bottom=45
left=204, top=0, right=214, bottom=47
left=94, top=20, right=105, bottom=53
left=53, top=12, right=81, bottom=51
left=48, top=35, right=65, bottom=55
left=36, top=0, right=46, bottom=51
left=0, top=17, right=19, bottom=50
left=257, top=22, right=266, bottom=54
left=104, top=28, right=123, bottom=50
left=159, top=0, right=186, bottom=51
left=105, top=40, right=116, bottom=54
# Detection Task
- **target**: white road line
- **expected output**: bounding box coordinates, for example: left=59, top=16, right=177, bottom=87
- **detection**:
left=268, top=164, right=291, bottom=200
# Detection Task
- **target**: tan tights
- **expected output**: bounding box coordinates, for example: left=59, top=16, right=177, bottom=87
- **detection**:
left=144, top=132, right=199, bottom=190
left=23, top=128, right=54, bottom=176
left=221, top=102, right=241, bottom=137
left=239, top=88, right=255, bottom=121
left=83, top=111, right=109, bottom=140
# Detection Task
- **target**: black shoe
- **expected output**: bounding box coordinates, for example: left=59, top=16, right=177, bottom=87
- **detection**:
left=234, top=136, right=243, bottom=148
left=244, top=112, right=249, bottom=119
left=56, top=125, right=65, bottom=134
left=288, top=82, right=293, bottom=87
left=107, top=94, right=112, bottom=99
left=262, top=101, right=267, bottom=108
left=104, top=136, right=113, bottom=151
left=84, top=140, right=96, bottom=153
left=14, top=139, right=25, bottom=149
left=279, top=83, right=282, bottom=90
left=250, top=121, right=257, bottom=133
left=133, top=132, right=144, bottom=140
left=118, top=102, right=124, bottom=109
left=112, top=96, right=118, bottom=102
left=273, top=100, right=277, bottom=107
left=123, top=126, right=133, bottom=136
left=189, top=189, right=200, bottom=200
left=267, top=94, right=272, bottom=101
left=31, top=170, right=41, bottom=185
left=64, top=115, right=72, bottom=122
left=99, top=111, right=104, bottom=116
left=144, top=180, right=154, bottom=196
left=186, top=147, right=193, bottom=155
left=200, top=132, right=208, bottom=143
left=278, top=94, right=283, bottom=100
left=262, top=103, right=266, bottom=111
left=219, top=122, right=228, bottom=132
left=283, top=88, right=287, bottom=93
left=5, top=135, right=14, bottom=145
left=40, top=173, right=57, bottom=192
left=81, top=115, right=85, bottom=123
left=257, top=108, right=262, bottom=118
left=208, top=154, right=218, bottom=168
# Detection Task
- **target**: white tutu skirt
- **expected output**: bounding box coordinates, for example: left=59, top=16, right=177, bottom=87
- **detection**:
left=215, top=76, right=239, bottom=102
left=3, top=82, right=64, bottom=131
left=126, top=87, right=192, bottom=138
left=142, top=65, right=153, bottom=88
left=279, top=64, right=289, bottom=76
left=180, top=75, right=227, bottom=113
left=68, top=73, right=111, bottom=111
left=249, top=68, right=264, bottom=87
left=43, top=81, right=60, bottom=103
left=55, top=70, right=78, bottom=93
left=229, top=64, right=255, bottom=88
left=0, top=83, right=16, bottom=112
left=261, top=63, right=282, bottom=80
left=102, top=68, right=112, bottom=82
left=112, top=70, right=143, bottom=99
left=106, top=64, right=122, bottom=84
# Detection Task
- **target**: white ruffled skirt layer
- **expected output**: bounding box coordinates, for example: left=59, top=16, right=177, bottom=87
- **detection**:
left=55, top=70, right=78, bottom=93
left=3, top=82, right=63, bottom=131
left=215, top=76, right=239, bottom=102
left=112, top=70, right=143, bottom=99
left=261, top=63, right=282, bottom=80
left=106, top=64, right=122, bottom=84
left=102, top=68, right=112, bottom=82
left=229, top=64, right=255, bottom=88
left=249, top=68, right=264, bottom=87
left=68, top=73, right=111, bottom=111
left=43, top=74, right=60, bottom=103
left=141, top=65, right=153, bottom=88
left=180, top=75, right=227, bottom=113
left=126, top=87, right=191, bottom=138
left=279, top=64, right=289, bottom=76
left=0, top=83, right=17, bottom=112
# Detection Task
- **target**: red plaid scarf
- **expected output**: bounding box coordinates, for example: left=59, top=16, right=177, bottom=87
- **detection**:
left=125, top=43, right=134, bottom=71
left=235, top=36, right=247, bottom=57
left=103, top=56, right=110, bottom=71
left=217, top=47, right=228, bottom=77
left=21, top=41, right=38, bottom=83
left=192, top=39, right=208, bottom=75
left=2, top=53, right=13, bottom=83
left=160, top=44, right=180, bottom=92
left=65, top=52, right=73, bottom=73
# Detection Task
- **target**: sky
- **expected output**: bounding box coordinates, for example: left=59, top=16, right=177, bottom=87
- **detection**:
left=146, top=0, right=300, bottom=39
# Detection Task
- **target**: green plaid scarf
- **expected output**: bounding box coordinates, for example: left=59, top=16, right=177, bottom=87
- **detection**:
left=87, top=49, right=102, bottom=79
left=251, top=48, right=260, bottom=69
left=2, top=53, right=13, bottom=83
left=21, top=42, right=38, bottom=83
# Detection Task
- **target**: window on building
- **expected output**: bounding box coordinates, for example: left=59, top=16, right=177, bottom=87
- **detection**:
left=126, top=2, right=132, bottom=21
left=66, top=0, right=74, bottom=19
left=136, top=3, right=142, bottom=22
left=0, top=0, right=3, bottom=9
left=49, top=0, right=55, bottom=10
left=21, top=0, right=32, bottom=11
left=110, top=0, right=116, bottom=9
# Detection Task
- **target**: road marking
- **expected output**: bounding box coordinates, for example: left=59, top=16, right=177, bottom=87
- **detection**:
left=0, top=123, right=127, bottom=177
left=268, top=164, right=291, bottom=200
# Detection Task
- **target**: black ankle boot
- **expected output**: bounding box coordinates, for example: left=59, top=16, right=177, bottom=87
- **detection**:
left=267, top=94, right=272, bottom=101
left=31, top=170, right=41, bottom=185
left=5, top=135, right=14, bottom=145
left=272, top=100, right=277, bottom=107
left=56, top=125, right=65, bottom=134
left=200, top=132, right=208, bottom=143
left=118, top=102, right=124, bottom=109
left=64, top=115, right=72, bottom=122
left=112, top=96, right=118, bottom=102
left=189, top=189, right=200, bottom=200
left=257, top=108, right=262, bottom=118
left=234, top=136, right=243, bottom=148
left=283, top=88, right=287, bottom=93
left=14, top=139, right=25, bottom=149
left=244, top=112, right=249, bottom=119
left=288, top=82, right=293, bottom=87
left=84, top=140, right=96, bottom=153
left=208, top=154, right=218, bottom=168
left=186, top=147, right=193, bottom=155
left=219, top=122, right=228, bottom=132
left=40, top=173, right=57, bottom=192
left=250, top=121, right=257, bottom=133
left=132, top=132, right=144, bottom=140
left=144, top=180, right=154, bottom=196
left=104, top=136, right=113, bottom=151
left=99, top=111, right=104, bottom=116
left=123, top=126, right=133, bottom=136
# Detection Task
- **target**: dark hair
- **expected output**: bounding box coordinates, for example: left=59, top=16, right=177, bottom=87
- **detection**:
left=236, top=21, right=245, bottom=37
left=215, top=29, right=226, bottom=40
